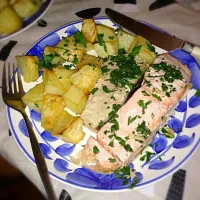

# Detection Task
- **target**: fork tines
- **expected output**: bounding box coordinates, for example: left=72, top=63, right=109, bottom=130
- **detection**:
left=2, top=63, right=23, bottom=97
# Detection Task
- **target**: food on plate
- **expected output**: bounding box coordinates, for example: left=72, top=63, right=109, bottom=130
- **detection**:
left=41, top=94, right=65, bottom=132
left=77, top=53, right=103, bottom=69
left=0, top=6, right=22, bottom=34
left=53, top=67, right=77, bottom=91
left=70, top=64, right=102, bottom=94
left=0, top=0, right=42, bottom=35
left=94, top=24, right=119, bottom=58
left=63, top=85, right=87, bottom=114
left=51, top=110, right=76, bottom=135
left=93, top=41, right=118, bottom=58
left=77, top=53, right=191, bottom=171
left=22, top=83, right=44, bottom=113
left=42, top=69, right=66, bottom=96
left=128, top=35, right=157, bottom=64
left=117, top=29, right=135, bottom=52
left=82, top=18, right=97, bottom=43
left=74, top=136, right=121, bottom=172
left=81, top=49, right=149, bottom=130
left=44, top=46, right=65, bottom=65
left=16, top=55, right=39, bottom=83
left=96, top=24, right=118, bottom=42
left=59, top=117, right=85, bottom=144
left=0, top=0, right=8, bottom=10
left=12, top=0, right=41, bottom=19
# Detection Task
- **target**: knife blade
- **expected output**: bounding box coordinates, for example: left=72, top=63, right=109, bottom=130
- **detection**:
left=105, top=8, right=200, bottom=60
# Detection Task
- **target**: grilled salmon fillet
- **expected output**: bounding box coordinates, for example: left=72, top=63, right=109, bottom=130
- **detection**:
left=82, top=55, right=149, bottom=131
left=78, top=53, right=191, bottom=171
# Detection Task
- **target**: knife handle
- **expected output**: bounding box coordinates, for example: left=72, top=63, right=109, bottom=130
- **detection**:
left=182, top=42, right=200, bottom=61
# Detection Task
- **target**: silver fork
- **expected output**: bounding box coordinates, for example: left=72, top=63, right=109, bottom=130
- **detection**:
left=2, top=63, right=57, bottom=200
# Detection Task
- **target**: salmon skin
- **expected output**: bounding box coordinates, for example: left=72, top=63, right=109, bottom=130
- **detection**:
left=81, top=54, right=149, bottom=131
left=78, top=53, right=191, bottom=171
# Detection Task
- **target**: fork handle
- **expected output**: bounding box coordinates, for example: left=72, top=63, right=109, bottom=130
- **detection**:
left=21, top=112, right=57, bottom=200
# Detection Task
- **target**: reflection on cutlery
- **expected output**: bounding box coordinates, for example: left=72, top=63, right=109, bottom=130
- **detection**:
left=105, top=8, right=200, bottom=60
left=75, top=7, right=101, bottom=18
left=2, top=63, right=57, bottom=200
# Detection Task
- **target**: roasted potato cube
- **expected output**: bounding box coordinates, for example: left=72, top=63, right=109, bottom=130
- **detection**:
left=82, top=18, right=96, bottom=43
left=56, top=35, right=85, bottom=51
left=94, top=41, right=118, bottom=58
left=16, top=55, right=39, bottom=83
left=138, top=46, right=157, bottom=64
left=60, top=117, right=85, bottom=144
left=53, top=67, right=78, bottom=91
left=12, top=0, right=40, bottom=19
left=128, top=35, right=149, bottom=53
left=22, top=83, right=44, bottom=113
left=77, top=53, right=103, bottom=69
left=42, top=69, right=65, bottom=95
left=0, top=0, right=8, bottom=10
left=52, top=47, right=84, bottom=64
left=43, top=46, right=65, bottom=65
left=0, top=6, right=22, bottom=34
left=70, top=65, right=102, bottom=94
left=86, top=42, right=94, bottom=52
left=51, top=110, right=76, bottom=135
left=41, top=94, right=65, bottom=131
left=63, top=85, right=87, bottom=114
left=117, top=29, right=135, bottom=52
left=96, top=24, right=118, bottom=42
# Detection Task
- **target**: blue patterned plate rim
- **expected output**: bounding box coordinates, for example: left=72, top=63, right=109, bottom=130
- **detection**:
left=0, top=0, right=53, bottom=41
left=7, top=17, right=200, bottom=192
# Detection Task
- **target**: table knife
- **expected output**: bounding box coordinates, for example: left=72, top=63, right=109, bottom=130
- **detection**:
left=105, top=8, right=200, bottom=60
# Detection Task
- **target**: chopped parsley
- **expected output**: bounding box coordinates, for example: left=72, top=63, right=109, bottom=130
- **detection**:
left=93, top=145, right=100, bottom=154
left=146, top=42, right=157, bottom=54
left=161, top=126, right=175, bottom=138
left=64, top=64, right=75, bottom=70
left=145, top=80, right=152, bottom=87
left=152, top=93, right=162, bottom=101
left=114, top=165, right=140, bottom=189
left=101, top=65, right=110, bottom=74
left=109, top=52, right=142, bottom=89
left=130, top=45, right=142, bottom=56
left=152, top=62, right=183, bottom=83
left=109, top=140, right=114, bottom=147
left=74, top=31, right=86, bottom=47
left=137, top=100, right=152, bottom=114
left=129, top=177, right=140, bottom=189
left=73, top=55, right=78, bottom=64
left=108, top=36, right=114, bottom=40
left=108, top=158, right=116, bottom=163
left=38, top=54, right=55, bottom=70
left=34, top=103, right=39, bottom=107
left=102, top=85, right=116, bottom=93
left=97, top=33, right=107, bottom=52
left=140, top=151, right=155, bottom=162
left=91, top=87, right=98, bottom=95
left=104, top=130, right=109, bottom=135
left=195, top=89, right=200, bottom=96
left=124, top=144, right=133, bottom=152
left=142, top=90, right=150, bottom=96
left=136, top=121, right=151, bottom=139
left=128, top=116, right=137, bottom=125
left=98, top=120, right=104, bottom=128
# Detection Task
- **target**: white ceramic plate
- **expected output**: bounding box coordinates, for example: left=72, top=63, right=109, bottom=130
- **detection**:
left=8, top=17, right=200, bottom=191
